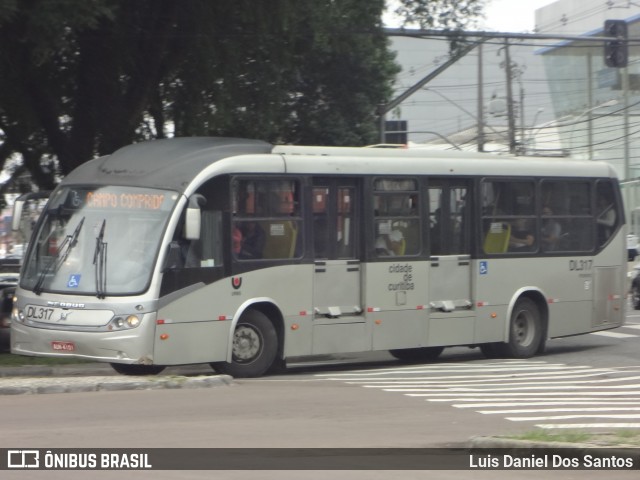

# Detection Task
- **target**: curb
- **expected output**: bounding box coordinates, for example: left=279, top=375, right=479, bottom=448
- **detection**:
left=0, top=363, right=233, bottom=395
left=0, top=373, right=234, bottom=395
left=0, top=363, right=214, bottom=378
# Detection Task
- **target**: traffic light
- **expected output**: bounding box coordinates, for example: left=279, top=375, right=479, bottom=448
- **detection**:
left=604, top=19, right=628, bottom=68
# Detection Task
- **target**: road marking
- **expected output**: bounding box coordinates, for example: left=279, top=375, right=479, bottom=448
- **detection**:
left=537, top=423, right=640, bottom=429
left=454, top=400, right=640, bottom=408
left=590, top=331, right=637, bottom=338
left=351, top=375, right=640, bottom=388
left=508, top=414, right=640, bottom=421
left=317, top=360, right=640, bottom=431
left=340, top=369, right=631, bottom=384
left=479, top=407, right=640, bottom=414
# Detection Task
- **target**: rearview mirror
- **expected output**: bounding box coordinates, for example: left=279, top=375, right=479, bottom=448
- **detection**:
left=185, top=194, right=206, bottom=240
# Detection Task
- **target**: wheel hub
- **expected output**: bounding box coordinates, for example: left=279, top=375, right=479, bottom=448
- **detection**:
left=233, top=325, right=262, bottom=362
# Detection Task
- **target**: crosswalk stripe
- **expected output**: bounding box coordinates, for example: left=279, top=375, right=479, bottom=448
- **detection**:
left=590, top=330, right=637, bottom=338
left=454, top=400, right=640, bottom=408
left=352, top=375, right=640, bottom=387
left=479, top=407, right=640, bottom=414
left=404, top=391, right=640, bottom=396
left=508, top=414, right=640, bottom=421
left=536, top=423, right=640, bottom=429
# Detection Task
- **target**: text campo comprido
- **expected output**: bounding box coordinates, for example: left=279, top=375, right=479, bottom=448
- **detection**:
left=85, top=191, right=165, bottom=210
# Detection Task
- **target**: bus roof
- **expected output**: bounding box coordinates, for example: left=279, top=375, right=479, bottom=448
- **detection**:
left=64, top=137, right=273, bottom=192
left=62, top=137, right=619, bottom=193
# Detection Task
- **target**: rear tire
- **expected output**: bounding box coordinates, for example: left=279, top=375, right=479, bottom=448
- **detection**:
left=110, top=363, right=165, bottom=375
left=495, top=297, right=542, bottom=358
left=211, top=309, right=278, bottom=378
left=389, top=346, right=444, bottom=362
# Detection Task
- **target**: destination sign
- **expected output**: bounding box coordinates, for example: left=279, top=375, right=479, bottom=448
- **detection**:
left=85, top=191, right=166, bottom=210
left=60, top=187, right=174, bottom=212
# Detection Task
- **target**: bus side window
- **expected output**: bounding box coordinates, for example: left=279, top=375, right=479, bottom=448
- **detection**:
left=373, top=178, right=420, bottom=258
left=233, top=178, right=302, bottom=260
left=481, top=179, right=535, bottom=254
left=540, top=180, right=593, bottom=253
left=596, top=181, right=618, bottom=246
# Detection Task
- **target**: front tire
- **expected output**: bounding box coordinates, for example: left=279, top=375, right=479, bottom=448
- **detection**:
left=110, top=363, right=166, bottom=375
left=496, top=297, right=542, bottom=358
left=211, top=309, right=278, bottom=378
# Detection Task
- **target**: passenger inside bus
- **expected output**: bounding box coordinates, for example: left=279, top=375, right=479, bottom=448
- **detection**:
left=238, top=221, right=266, bottom=259
left=509, top=218, right=535, bottom=251
left=541, top=206, right=562, bottom=251
left=375, top=229, right=405, bottom=256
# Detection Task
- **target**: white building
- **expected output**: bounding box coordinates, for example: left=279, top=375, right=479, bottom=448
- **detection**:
left=536, top=0, right=640, bottom=181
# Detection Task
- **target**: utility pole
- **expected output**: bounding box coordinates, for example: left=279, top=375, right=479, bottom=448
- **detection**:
left=503, top=39, right=517, bottom=154
left=477, top=43, right=485, bottom=152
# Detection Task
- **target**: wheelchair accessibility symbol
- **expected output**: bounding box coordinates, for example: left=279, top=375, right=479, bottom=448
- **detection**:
left=479, top=261, right=488, bottom=275
left=67, top=274, right=81, bottom=288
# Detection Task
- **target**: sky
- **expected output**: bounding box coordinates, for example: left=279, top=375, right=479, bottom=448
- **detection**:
left=479, top=0, right=558, bottom=32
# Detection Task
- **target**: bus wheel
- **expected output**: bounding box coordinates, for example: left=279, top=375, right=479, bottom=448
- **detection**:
left=110, top=363, right=166, bottom=375
left=389, top=346, right=444, bottom=362
left=211, top=309, right=278, bottom=378
left=499, top=297, right=542, bottom=358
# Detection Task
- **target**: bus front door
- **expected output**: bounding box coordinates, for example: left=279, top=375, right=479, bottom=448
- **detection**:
left=427, top=180, right=474, bottom=345
left=310, top=179, right=365, bottom=353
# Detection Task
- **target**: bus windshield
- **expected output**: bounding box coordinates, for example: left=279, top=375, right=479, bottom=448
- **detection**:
left=20, top=185, right=179, bottom=297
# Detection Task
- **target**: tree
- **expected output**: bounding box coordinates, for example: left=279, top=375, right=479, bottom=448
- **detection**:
left=0, top=0, right=484, bottom=193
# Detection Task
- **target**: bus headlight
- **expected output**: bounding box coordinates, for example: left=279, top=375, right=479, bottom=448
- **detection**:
left=11, top=306, right=24, bottom=324
left=126, top=315, right=140, bottom=328
left=109, top=315, right=141, bottom=330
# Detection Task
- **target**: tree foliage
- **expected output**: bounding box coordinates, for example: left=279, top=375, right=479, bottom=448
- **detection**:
left=0, top=0, right=484, bottom=193
left=393, top=0, right=485, bottom=30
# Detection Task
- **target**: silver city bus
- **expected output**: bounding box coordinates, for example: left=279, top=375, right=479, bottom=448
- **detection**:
left=10, top=137, right=627, bottom=377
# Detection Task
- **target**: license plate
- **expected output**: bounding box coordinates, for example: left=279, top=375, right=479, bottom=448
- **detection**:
left=51, top=341, right=75, bottom=352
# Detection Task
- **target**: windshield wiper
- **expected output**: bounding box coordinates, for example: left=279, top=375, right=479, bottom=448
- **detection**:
left=93, top=219, right=108, bottom=299
left=33, top=217, right=85, bottom=295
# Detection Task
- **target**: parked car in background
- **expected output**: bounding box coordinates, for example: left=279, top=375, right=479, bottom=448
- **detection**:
left=0, top=257, right=20, bottom=352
